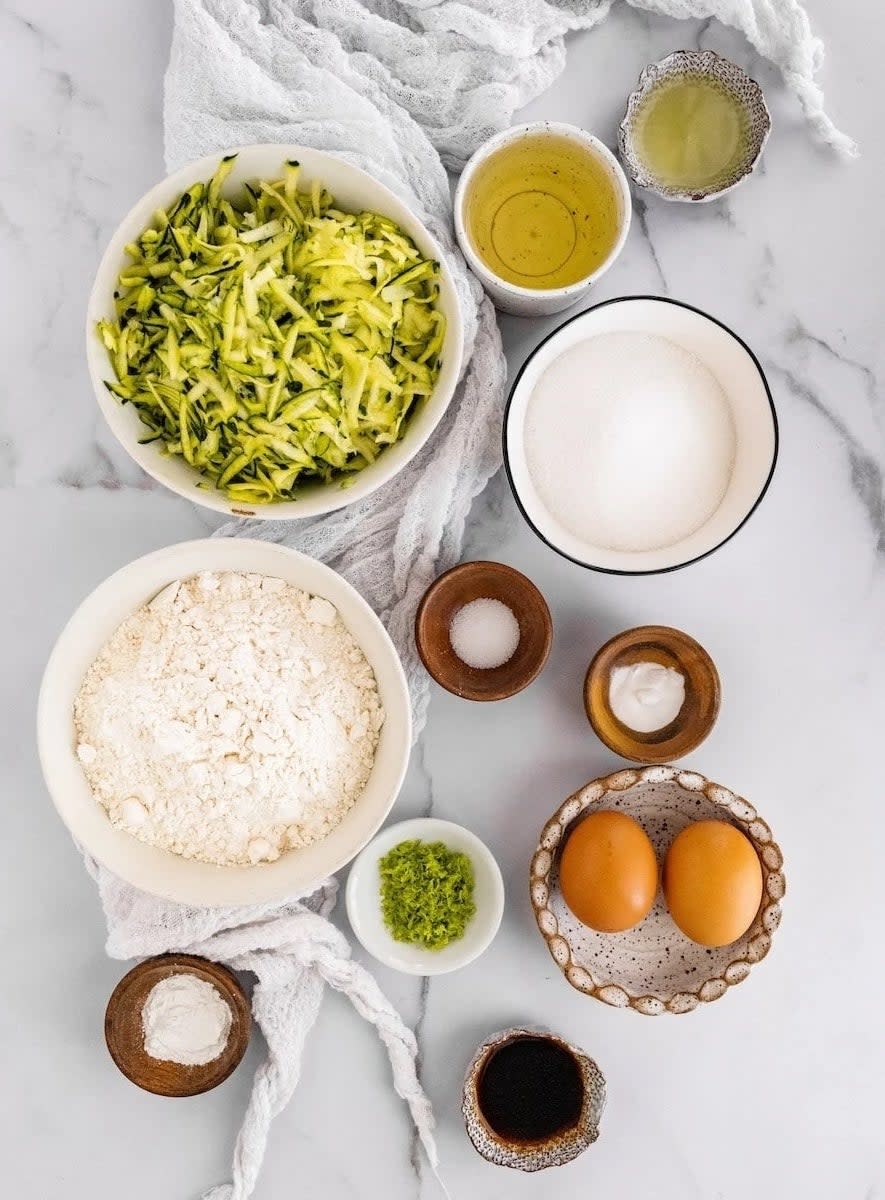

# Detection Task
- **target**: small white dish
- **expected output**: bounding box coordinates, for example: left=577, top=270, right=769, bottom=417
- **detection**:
left=38, top=538, right=412, bottom=908
left=454, top=123, right=632, bottom=317
left=86, top=144, right=464, bottom=521
left=345, top=818, right=505, bottom=975
left=504, top=295, right=777, bottom=574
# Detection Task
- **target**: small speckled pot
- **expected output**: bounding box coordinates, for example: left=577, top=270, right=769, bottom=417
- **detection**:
left=462, top=1028, right=606, bottom=1170
left=618, top=50, right=771, bottom=202
left=530, top=765, right=785, bottom=1014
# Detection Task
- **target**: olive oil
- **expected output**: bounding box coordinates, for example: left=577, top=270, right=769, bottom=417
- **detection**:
left=464, top=134, right=622, bottom=290
left=633, top=74, right=751, bottom=192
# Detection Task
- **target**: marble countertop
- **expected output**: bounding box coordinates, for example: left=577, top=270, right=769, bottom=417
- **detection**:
left=3, top=1, right=883, bottom=1197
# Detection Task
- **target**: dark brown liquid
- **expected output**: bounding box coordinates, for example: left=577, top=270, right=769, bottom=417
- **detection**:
left=476, top=1036, right=584, bottom=1143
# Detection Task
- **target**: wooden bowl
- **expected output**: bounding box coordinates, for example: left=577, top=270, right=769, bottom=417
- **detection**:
left=529, top=766, right=785, bottom=1015
left=105, top=954, right=251, bottom=1096
left=584, top=625, right=720, bottom=762
left=415, top=561, right=552, bottom=701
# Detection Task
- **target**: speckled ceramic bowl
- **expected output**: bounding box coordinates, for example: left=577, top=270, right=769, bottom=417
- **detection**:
left=462, top=1028, right=606, bottom=1170
left=618, top=50, right=771, bottom=202
left=529, top=765, right=785, bottom=1014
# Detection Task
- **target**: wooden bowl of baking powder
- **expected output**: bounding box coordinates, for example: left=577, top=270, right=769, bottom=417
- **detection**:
left=105, top=954, right=251, bottom=1097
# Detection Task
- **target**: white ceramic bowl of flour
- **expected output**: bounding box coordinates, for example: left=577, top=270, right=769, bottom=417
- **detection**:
left=504, top=296, right=778, bottom=574
left=38, top=539, right=412, bottom=907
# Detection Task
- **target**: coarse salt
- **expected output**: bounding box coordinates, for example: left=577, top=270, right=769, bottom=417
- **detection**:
left=524, top=332, right=736, bottom=553
left=449, top=598, right=520, bottom=670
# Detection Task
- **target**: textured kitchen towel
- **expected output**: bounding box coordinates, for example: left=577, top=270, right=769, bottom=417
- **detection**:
left=90, top=3, right=852, bottom=1199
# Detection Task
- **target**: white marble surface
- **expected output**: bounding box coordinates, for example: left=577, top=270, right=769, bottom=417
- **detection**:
left=2, top=1, right=883, bottom=1197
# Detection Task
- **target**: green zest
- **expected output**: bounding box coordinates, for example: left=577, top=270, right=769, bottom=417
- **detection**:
left=97, top=155, right=446, bottom=505
left=379, top=839, right=476, bottom=950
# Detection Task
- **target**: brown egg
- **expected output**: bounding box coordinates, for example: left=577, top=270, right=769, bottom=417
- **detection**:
left=558, top=810, right=658, bottom=933
left=663, top=820, right=763, bottom=947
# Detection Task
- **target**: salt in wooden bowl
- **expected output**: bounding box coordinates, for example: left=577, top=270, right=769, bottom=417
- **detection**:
left=415, top=561, right=552, bottom=701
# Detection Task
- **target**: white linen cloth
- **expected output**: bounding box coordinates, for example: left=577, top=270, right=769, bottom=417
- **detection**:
left=90, top=2, right=852, bottom=1198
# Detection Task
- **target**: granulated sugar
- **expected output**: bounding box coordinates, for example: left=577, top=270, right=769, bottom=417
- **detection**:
left=524, top=332, right=736, bottom=553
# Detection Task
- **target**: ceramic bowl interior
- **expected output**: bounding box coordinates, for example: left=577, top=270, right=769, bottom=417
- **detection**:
left=414, top=561, right=552, bottom=701
left=584, top=625, right=721, bottom=762
left=86, top=143, right=464, bottom=520
left=529, top=765, right=785, bottom=1014
left=618, top=50, right=771, bottom=202
left=345, top=818, right=505, bottom=975
left=453, top=122, right=632, bottom=317
left=104, top=954, right=251, bottom=1097
left=504, top=296, right=777, bottom=573
left=462, top=1027, right=606, bottom=1171
left=38, top=538, right=412, bottom=907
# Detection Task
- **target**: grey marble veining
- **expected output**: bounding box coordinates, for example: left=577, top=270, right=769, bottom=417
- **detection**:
left=1, top=1, right=883, bottom=1198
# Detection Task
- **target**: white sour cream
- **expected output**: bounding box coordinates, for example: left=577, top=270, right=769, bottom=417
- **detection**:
left=609, top=661, right=685, bottom=733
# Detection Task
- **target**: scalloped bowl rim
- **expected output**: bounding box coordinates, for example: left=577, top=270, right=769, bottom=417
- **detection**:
left=617, top=50, right=772, bottom=203
left=529, top=764, right=785, bottom=1014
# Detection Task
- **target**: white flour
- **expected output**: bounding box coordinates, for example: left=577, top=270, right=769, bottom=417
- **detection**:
left=142, top=973, right=232, bottom=1066
left=74, top=571, right=384, bottom=865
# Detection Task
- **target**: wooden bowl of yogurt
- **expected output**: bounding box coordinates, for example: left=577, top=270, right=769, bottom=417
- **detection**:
left=584, top=625, right=720, bottom=763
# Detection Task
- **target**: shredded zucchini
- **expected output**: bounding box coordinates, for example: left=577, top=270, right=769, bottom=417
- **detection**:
left=98, top=155, right=446, bottom=504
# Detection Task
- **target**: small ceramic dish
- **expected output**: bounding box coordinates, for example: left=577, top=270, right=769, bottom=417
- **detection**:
left=454, top=122, right=632, bottom=316
left=104, top=954, right=251, bottom=1097
left=530, top=766, right=785, bottom=1014
left=618, top=50, right=771, bottom=202
left=504, top=296, right=778, bottom=574
left=462, top=1028, right=605, bottom=1171
left=345, top=817, right=505, bottom=975
left=415, top=561, right=552, bottom=701
left=584, top=625, right=720, bottom=762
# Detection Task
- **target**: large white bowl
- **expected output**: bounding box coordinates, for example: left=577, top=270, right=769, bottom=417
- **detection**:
left=86, top=144, right=464, bottom=520
left=504, top=296, right=778, bottom=574
left=37, top=539, right=412, bottom=907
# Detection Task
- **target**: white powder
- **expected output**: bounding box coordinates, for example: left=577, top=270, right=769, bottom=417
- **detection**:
left=524, top=332, right=736, bottom=552
left=74, top=571, right=384, bottom=866
left=449, top=598, right=520, bottom=669
left=142, top=973, right=232, bottom=1066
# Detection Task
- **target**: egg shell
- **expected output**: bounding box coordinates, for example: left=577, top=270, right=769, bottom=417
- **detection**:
left=663, top=819, right=763, bottom=947
left=558, top=810, right=658, bottom=933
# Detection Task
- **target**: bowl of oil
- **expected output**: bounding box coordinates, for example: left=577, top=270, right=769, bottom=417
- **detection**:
left=618, top=50, right=771, bottom=203
left=454, top=122, right=632, bottom=316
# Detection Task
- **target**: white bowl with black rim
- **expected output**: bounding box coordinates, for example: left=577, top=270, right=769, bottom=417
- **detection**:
left=503, top=296, right=778, bottom=574
left=86, top=144, right=464, bottom=520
